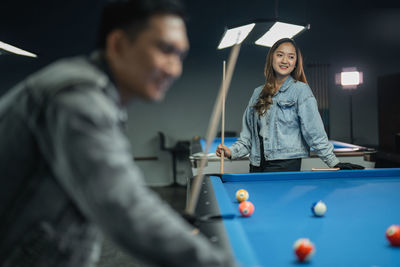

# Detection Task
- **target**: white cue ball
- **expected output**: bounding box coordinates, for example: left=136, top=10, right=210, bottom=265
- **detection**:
left=312, top=201, right=327, bottom=217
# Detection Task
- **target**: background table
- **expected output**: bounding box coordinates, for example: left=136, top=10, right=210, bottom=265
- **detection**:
left=190, top=137, right=376, bottom=175
left=192, top=168, right=400, bottom=267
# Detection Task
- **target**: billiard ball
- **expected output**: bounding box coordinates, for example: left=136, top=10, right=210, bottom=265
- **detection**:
left=293, top=238, right=315, bottom=262
left=235, top=189, right=249, bottom=202
left=386, top=225, right=400, bottom=246
left=311, top=201, right=327, bottom=217
left=239, top=201, right=254, bottom=217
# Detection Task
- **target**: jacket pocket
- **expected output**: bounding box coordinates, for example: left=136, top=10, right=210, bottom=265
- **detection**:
left=277, top=100, right=297, bottom=126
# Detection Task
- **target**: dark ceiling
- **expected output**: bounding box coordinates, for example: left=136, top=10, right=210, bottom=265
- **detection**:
left=0, top=0, right=399, bottom=90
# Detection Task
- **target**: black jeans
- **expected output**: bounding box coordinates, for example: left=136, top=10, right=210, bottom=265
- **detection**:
left=249, top=158, right=302, bottom=173
left=253, top=134, right=302, bottom=172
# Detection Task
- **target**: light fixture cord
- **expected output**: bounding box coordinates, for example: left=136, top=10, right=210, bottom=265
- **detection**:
left=274, top=0, right=279, bottom=19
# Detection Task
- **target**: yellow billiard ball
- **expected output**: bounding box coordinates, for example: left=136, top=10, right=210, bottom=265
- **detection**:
left=236, top=189, right=249, bottom=202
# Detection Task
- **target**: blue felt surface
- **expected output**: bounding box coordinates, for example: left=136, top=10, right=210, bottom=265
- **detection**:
left=210, top=169, right=400, bottom=267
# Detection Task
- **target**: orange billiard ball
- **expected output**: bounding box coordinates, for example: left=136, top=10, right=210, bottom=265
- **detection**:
left=239, top=201, right=254, bottom=217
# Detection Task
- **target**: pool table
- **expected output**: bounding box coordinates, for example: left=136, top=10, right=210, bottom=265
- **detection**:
left=190, top=137, right=376, bottom=175
left=191, top=168, right=400, bottom=267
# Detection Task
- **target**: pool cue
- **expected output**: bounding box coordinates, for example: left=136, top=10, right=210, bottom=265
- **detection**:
left=311, top=168, right=340, bottom=171
left=220, top=60, right=226, bottom=174
left=186, top=44, right=241, bottom=215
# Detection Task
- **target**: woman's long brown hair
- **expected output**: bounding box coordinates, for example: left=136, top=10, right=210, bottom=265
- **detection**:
left=254, top=38, right=308, bottom=116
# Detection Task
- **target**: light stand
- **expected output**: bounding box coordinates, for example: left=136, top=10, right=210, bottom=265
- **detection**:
left=336, top=68, right=363, bottom=144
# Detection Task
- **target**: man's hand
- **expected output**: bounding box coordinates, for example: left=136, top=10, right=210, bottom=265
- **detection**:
left=181, top=212, right=200, bottom=227
left=334, top=162, right=365, bottom=170
left=181, top=212, right=235, bottom=227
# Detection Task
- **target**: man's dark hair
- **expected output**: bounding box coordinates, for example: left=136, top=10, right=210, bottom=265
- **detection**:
left=97, top=0, right=186, bottom=49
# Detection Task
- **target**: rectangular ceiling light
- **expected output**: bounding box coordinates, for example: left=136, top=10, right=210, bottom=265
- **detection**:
left=341, top=71, right=363, bottom=86
left=217, top=23, right=255, bottom=49
left=0, top=41, right=37, bottom=58
left=255, top=21, right=306, bottom=47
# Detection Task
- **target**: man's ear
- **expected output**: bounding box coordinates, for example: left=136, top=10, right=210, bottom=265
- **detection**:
left=105, top=29, right=127, bottom=60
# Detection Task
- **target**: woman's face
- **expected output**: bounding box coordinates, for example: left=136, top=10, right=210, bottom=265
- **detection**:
left=272, top=42, right=297, bottom=80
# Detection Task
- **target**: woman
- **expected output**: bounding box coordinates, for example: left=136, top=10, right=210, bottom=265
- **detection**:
left=216, top=38, right=363, bottom=172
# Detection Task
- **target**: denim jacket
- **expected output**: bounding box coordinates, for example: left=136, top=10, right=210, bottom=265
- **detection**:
left=230, top=76, right=339, bottom=168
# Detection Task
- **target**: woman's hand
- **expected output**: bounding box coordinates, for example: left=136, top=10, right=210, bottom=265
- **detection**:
left=216, top=144, right=232, bottom=159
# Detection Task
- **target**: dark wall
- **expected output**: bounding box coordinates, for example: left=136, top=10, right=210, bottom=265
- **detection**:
left=1, top=0, right=400, bottom=146
left=378, top=73, right=400, bottom=152
left=182, top=1, right=400, bottom=147
left=0, top=0, right=103, bottom=93
left=1, top=0, right=400, bottom=184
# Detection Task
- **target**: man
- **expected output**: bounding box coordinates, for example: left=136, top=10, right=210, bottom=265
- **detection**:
left=0, top=0, right=235, bottom=266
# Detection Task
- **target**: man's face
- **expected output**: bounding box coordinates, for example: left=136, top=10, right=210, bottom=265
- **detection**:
left=110, top=14, right=189, bottom=103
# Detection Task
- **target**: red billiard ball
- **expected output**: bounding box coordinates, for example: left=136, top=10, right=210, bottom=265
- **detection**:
left=293, top=238, right=315, bottom=262
left=238, top=201, right=254, bottom=217
left=386, top=225, right=400, bottom=246
left=236, top=189, right=249, bottom=202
